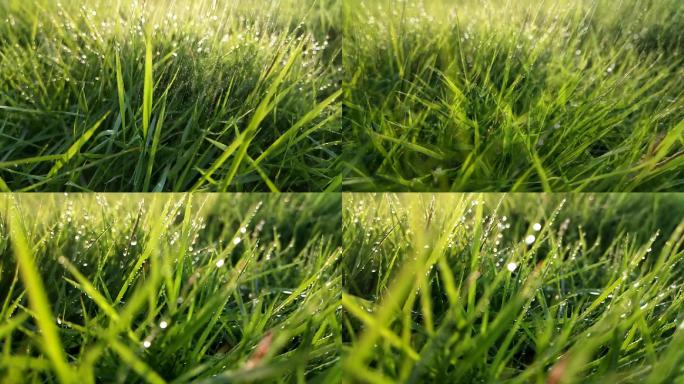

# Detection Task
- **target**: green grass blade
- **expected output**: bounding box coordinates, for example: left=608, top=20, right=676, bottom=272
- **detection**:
left=8, top=204, right=75, bottom=383
left=47, top=112, right=111, bottom=178
left=115, top=51, right=127, bottom=136
left=109, top=338, right=166, bottom=384
left=142, top=35, right=154, bottom=140
left=144, top=97, right=166, bottom=191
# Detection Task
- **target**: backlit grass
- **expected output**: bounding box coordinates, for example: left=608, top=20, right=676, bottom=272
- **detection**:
left=342, top=193, right=684, bottom=383
left=0, top=0, right=341, bottom=192
left=0, top=193, right=341, bottom=383
left=343, top=0, right=684, bottom=191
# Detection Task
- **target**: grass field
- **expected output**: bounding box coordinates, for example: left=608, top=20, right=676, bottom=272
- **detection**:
left=2, top=0, right=684, bottom=382
left=0, top=0, right=341, bottom=192
left=343, top=0, right=684, bottom=191
left=342, top=193, right=684, bottom=383
left=0, top=193, right=341, bottom=383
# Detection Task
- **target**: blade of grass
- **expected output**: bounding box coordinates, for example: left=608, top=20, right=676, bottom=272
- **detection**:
left=115, top=51, right=127, bottom=138
left=142, top=34, right=153, bottom=140
left=8, top=204, right=75, bottom=383
left=144, top=97, right=166, bottom=191
left=108, top=338, right=166, bottom=384
left=47, top=111, right=111, bottom=178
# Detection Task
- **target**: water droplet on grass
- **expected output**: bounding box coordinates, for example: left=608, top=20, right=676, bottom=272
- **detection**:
left=215, top=258, right=225, bottom=268
left=507, top=262, right=518, bottom=272
left=159, top=321, right=168, bottom=329
left=525, top=235, right=536, bottom=245
left=532, top=223, right=542, bottom=231
left=233, top=237, right=242, bottom=245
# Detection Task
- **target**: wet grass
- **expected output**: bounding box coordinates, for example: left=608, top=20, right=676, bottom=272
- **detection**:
left=343, top=0, right=684, bottom=191
left=0, top=0, right=341, bottom=192
left=0, top=193, right=341, bottom=383
left=342, top=193, right=684, bottom=383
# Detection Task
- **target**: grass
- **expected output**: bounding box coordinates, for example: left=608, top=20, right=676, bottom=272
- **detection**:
left=343, top=0, right=684, bottom=191
left=342, top=193, right=684, bottom=383
left=0, top=193, right=342, bottom=383
left=0, top=0, right=341, bottom=192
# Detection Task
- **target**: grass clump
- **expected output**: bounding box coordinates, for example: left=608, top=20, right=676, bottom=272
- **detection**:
left=343, top=0, right=684, bottom=191
left=342, top=193, right=684, bottom=383
left=0, top=0, right=341, bottom=192
left=0, top=193, right=341, bottom=383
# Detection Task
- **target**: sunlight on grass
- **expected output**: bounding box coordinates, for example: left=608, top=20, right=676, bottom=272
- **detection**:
left=343, top=0, right=684, bottom=191
left=0, top=193, right=341, bottom=382
left=342, top=193, right=684, bottom=382
left=0, top=0, right=341, bottom=192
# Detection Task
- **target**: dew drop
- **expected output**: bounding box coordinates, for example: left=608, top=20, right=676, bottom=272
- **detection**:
left=507, top=262, right=518, bottom=272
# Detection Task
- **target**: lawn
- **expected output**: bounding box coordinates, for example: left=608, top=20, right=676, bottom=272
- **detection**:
left=0, top=0, right=341, bottom=192
left=342, top=193, right=684, bottom=383
left=0, top=193, right=341, bottom=383
left=343, top=0, right=684, bottom=191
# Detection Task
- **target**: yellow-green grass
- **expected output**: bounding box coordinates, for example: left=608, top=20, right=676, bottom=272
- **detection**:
left=343, top=0, right=684, bottom=191
left=343, top=193, right=684, bottom=383
left=0, top=193, right=341, bottom=383
left=0, top=0, right=341, bottom=192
